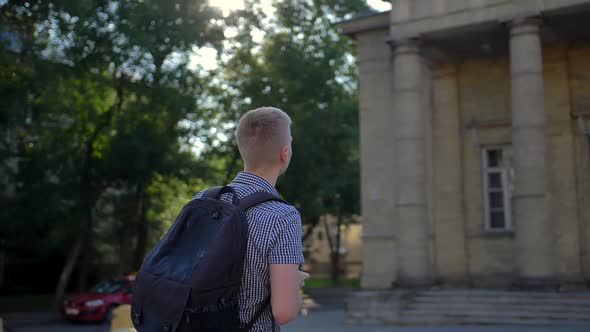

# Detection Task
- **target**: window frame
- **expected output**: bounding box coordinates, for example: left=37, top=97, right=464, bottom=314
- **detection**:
left=481, top=147, right=513, bottom=232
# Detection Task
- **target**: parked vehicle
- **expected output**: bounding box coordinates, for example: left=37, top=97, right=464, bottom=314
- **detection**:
left=63, top=274, right=135, bottom=323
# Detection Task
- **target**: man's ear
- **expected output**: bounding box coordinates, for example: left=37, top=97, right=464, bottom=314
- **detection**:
left=280, top=145, right=288, bottom=162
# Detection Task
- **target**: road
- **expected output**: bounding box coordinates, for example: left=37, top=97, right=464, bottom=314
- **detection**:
left=284, top=309, right=590, bottom=332
left=3, top=288, right=589, bottom=332
left=5, top=311, right=588, bottom=332
left=2, top=313, right=109, bottom=332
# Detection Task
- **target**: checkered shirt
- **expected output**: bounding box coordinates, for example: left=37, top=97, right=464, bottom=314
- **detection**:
left=194, top=172, right=304, bottom=331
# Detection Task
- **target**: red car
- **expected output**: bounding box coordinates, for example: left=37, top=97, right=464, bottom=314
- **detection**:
left=63, top=275, right=135, bottom=322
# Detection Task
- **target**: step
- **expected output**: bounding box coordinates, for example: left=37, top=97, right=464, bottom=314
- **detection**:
left=396, top=315, right=590, bottom=326
left=413, top=296, right=590, bottom=306
left=400, top=309, right=590, bottom=321
left=417, top=292, right=590, bottom=301
left=416, top=290, right=590, bottom=298
left=406, top=302, right=590, bottom=314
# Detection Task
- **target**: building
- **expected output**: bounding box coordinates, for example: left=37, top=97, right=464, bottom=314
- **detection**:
left=339, top=0, right=590, bottom=292
left=303, top=216, right=363, bottom=279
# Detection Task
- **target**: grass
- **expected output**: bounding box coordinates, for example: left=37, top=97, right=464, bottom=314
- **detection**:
left=304, top=277, right=360, bottom=289
left=0, top=294, right=54, bottom=313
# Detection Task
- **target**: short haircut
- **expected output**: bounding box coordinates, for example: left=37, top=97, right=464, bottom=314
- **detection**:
left=236, top=107, right=292, bottom=167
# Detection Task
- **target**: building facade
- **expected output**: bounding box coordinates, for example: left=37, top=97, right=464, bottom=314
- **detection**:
left=339, top=0, right=590, bottom=289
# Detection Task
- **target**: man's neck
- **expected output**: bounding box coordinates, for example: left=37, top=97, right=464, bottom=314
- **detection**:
left=243, top=167, right=280, bottom=186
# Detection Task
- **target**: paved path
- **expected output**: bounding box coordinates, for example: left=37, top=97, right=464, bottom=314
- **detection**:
left=283, top=287, right=590, bottom=332
left=3, top=287, right=589, bottom=332
left=283, top=309, right=590, bottom=332
left=3, top=310, right=589, bottom=332
left=1, top=313, right=109, bottom=332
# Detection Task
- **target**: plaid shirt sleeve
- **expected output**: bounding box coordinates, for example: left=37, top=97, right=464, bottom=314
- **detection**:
left=268, top=209, right=304, bottom=265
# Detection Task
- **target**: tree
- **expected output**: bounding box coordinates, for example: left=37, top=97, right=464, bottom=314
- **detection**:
left=0, top=0, right=224, bottom=304
left=0, top=0, right=368, bottom=298
left=218, top=0, right=367, bottom=282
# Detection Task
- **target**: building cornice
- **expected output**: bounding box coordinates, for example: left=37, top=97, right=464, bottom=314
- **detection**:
left=337, top=11, right=390, bottom=37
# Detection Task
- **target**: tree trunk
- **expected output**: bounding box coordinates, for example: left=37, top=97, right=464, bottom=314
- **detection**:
left=302, top=215, right=320, bottom=242
left=79, top=164, right=98, bottom=291
left=77, top=194, right=95, bottom=291
left=0, top=250, right=5, bottom=290
left=77, top=243, right=90, bottom=291
left=54, top=70, right=121, bottom=305
left=133, top=187, right=149, bottom=270
left=118, top=190, right=134, bottom=274
left=321, top=216, right=337, bottom=284
left=328, top=195, right=343, bottom=285
left=55, top=139, right=95, bottom=306
left=55, top=195, right=95, bottom=306
left=57, top=183, right=95, bottom=302
left=54, top=239, right=83, bottom=308
left=118, top=221, right=131, bottom=274
left=331, top=211, right=343, bottom=285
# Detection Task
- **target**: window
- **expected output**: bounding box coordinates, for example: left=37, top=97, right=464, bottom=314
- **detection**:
left=482, top=147, right=512, bottom=231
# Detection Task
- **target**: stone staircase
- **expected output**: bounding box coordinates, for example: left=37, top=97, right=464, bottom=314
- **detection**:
left=397, top=289, right=590, bottom=326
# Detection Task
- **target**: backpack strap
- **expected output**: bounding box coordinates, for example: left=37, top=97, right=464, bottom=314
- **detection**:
left=238, top=191, right=288, bottom=211
left=239, top=191, right=287, bottom=331
left=203, top=186, right=239, bottom=205
left=202, top=186, right=223, bottom=198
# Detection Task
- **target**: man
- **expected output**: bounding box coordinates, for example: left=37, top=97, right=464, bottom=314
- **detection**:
left=196, top=106, right=309, bottom=331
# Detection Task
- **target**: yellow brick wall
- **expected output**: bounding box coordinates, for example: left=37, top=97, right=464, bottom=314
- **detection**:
left=568, top=45, right=590, bottom=280
left=457, top=58, right=515, bottom=286
left=353, top=27, right=590, bottom=287
left=449, top=45, right=590, bottom=286
left=544, top=45, right=583, bottom=282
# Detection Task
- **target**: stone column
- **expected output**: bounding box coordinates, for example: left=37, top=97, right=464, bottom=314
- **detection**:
left=356, top=30, right=397, bottom=289
left=432, top=65, right=467, bottom=284
left=509, top=18, right=555, bottom=285
left=393, top=41, right=430, bottom=285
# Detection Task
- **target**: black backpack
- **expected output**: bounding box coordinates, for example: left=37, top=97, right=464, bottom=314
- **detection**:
left=131, top=186, right=286, bottom=332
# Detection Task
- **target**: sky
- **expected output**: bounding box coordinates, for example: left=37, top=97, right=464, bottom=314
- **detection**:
left=209, top=0, right=391, bottom=17
left=367, top=0, right=391, bottom=11
left=191, top=0, right=391, bottom=71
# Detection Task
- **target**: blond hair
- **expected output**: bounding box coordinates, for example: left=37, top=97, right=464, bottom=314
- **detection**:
left=236, top=107, right=292, bottom=167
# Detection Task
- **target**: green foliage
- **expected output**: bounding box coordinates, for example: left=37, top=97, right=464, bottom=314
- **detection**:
left=0, top=0, right=366, bottom=293
left=0, top=0, right=225, bottom=292
left=146, top=174, right=209, bottom=243
left=219, top=0, right=366, bottom=225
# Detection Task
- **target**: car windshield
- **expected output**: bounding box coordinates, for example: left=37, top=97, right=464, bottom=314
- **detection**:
left=90, top=279, right=125, bottom=294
